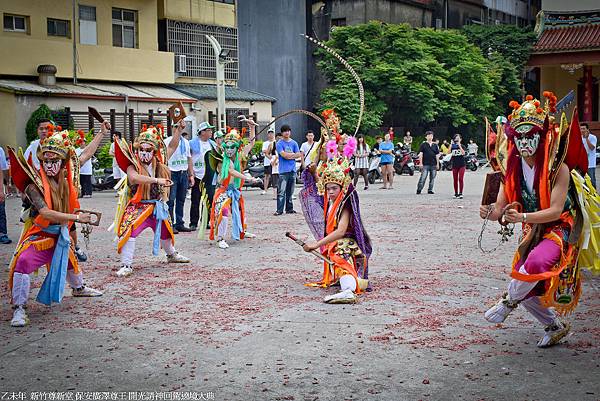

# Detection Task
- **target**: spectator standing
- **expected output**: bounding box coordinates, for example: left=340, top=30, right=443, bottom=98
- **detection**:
left=300, top=130, right=316, bottom=170
left=0, top=145, right=11, bottom=244
left=270, top=133, right=281, bottom=200
left=450, top=134, right=466, bottom=199
left=581, top=123, right=597, bottom=188
left=24, top=118, right=53, bottom=170
left=75, top=141, right=93, bottom=198
left=261, top=128, right=275, bottom=195
left=274, top=125, right=301, bottom=215
left=379, top=133, right=395, bottom=190
left=467, top=139, right=478, bottom=156
left=417, top=131, right=440, bottom=194
left=109, top=132, right=125, bottom=180
left=403, top=130, right=413, bottom=149
left=189, top=121, right=216, bottom=230
left=440, top=140, right=450, bottom=155
left=164, top=129, right=194, bottom=233
left=353, top=135, right=370, bottom=190
left=373, top=136, right=383, bottom=152
left=388, top=127, right=395, bottom=142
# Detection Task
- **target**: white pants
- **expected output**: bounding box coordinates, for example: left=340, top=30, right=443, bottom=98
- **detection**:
left=507, top=264, right=556, bottom=326
left=120, top=237, right=175, bottom=266
left=12, top=270, right=84, bottom=306
left=339, top=274, right=357, bottom=292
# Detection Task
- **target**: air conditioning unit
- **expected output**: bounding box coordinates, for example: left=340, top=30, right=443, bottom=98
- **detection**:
left=176, top=55, right=187, bottom=73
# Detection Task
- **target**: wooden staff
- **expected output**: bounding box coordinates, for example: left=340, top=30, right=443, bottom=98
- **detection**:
left=285, top=232, right=334, bottom=265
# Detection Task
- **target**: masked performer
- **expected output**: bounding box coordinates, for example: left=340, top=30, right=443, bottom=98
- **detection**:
left=481, top=93, right=600, bottom=347
left=300, top=125, right=372, bottom=304
left=7, top=124, right=107, bottom=327
left=209, top=120, right=261, bottom=249
left=113, top=121, right=190, bottom=277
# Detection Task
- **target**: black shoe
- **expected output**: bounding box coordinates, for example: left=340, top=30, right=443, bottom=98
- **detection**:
left=274, top=211, right=283, bottom=216
left=175, top=225, right=193, bottom=232
left=428, top=190, right=435, bottom=194
left=416, top=190, right=421, bottom=195
left=364, top=186, right=368, bottom=190
left=458, top=193, right=464, bottom=199
left=286, top=210, right=298, bottom=214
left=189, top=224, right=197, bottom=231
left=173, top=227, right=179, bottom=234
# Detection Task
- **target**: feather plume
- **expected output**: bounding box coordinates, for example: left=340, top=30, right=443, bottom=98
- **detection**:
left=343, top=136, right=357, bottom=158
left=326, top=140, right=338, bottom=159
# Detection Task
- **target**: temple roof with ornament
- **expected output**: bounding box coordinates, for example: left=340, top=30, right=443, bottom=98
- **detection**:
left=532, top=9, right=600, bottom=54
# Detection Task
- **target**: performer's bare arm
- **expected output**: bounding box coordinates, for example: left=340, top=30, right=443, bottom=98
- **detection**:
left=479, top=183, right=508, bottom=221
left=166, top=120, right=186, bottom=160
left=126, top=165, right=172, bottom=187
left=25, top=184, right=91, bottom=224
left=303, top=208, right=351, bottom=252
left=79, top=121, right=110, bottom=165
left=242, top=117, right=257, bottom=157
left=504, top=163, right=570, bottom=224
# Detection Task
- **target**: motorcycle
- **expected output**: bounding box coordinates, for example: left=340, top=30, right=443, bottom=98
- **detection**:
left=466, top=153, right=479, bottom=171
left=440, top=153, right=452, bottom=171
left=367, top=150, right=382, bottom=184
left=92, top=159, right=117, bottom=191
left=393, top=143, right=415, bottom=176
left=243, top=154, right=265, bottom=188
left=411, top=151, right=421, bottom=172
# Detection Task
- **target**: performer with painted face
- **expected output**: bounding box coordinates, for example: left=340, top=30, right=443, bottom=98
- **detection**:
left=298, top=131, right=372, bottom=304
left=481, top=92, right=600, bottom=347
left=112, top=121, right=190, bottom=277
left=209, top=119, right=261, bottom=249
left=7, top=123, right=109, bottom=327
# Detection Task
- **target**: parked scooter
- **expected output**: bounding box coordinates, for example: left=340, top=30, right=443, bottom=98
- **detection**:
left=243, top=154, right=265, bottom=188
left=92, top=159, right=117, bottom=191
left=440, top=153, right=452, bottom=171
left=367, top=150, right=382, bottom=184
left=393, top=143, right=415, bottom=176
left=466, top=153, right=479, bottom=171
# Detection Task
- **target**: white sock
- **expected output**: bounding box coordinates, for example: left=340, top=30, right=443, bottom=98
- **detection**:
left=67, top=270, right=84, bottom=289
left=161, top=239, right=175, bottom=256
left=339, top=275, right=357, bottom=292
left=12, top=272, right=31, bottom=306
left=217, top=217, right=229, bottom=240
left=121, top=237, right=136, bottom=266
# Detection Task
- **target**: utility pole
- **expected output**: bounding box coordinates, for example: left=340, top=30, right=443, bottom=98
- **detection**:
left=72, top=0, right=78, bottom=84
left=205, top=34, right=231, bottom=133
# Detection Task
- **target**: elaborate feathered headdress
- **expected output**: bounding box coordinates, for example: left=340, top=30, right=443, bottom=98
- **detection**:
left=38, top=125, right=73, bottom=160
left=316, top=137, right=357, bottom=195
left=133, top=124, right=164, bottom=150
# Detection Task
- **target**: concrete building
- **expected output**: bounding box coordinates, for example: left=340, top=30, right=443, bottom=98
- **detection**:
left=528, top=2, right=600, bottom=131
left=0, top=0, right=274, bottom=148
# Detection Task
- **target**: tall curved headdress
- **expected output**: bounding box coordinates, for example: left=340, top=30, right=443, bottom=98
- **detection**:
left=255, top=35, right=365, bottom=139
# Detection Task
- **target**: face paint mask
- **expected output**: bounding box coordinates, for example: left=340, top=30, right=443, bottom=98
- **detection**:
left=224, top=142, right=239, bottom=158
left=138, top=149, right=154, bottom=164
left=514, top=133, right=540, bottom=157
left=43, top=159, right=62, bottom=177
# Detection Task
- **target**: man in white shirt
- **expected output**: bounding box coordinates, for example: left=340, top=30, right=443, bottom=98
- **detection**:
left=24, top=118, right=53, bottom=169
left=189, top=121, right=217, bottom=230
left=0, top=146, right=11, bottom=244
left=75, top=141, right=94, bottom=198
left=164, top=129, right=195, bottom=232
left=581, top=123, right=597, bottom=189
left=300, top=130, right=316, bottom=170
left=261, top=128, right=275, bottom=195
left=467, top=139, right=478, bottom=156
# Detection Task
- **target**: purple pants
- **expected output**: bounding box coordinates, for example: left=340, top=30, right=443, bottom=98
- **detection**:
left=515, top=238, right=561, bottom=275
left=15, top=245, right=76, bottom=275
left=130, top=216, right=171, bottom=240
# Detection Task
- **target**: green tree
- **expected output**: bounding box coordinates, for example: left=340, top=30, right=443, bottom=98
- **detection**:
left=462, top=24, right=537, bottom=115
left=314, top=22, right=497, bottom=134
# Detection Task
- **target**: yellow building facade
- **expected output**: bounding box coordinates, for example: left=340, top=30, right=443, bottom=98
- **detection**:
left=1, top=0, right=174, bottom=83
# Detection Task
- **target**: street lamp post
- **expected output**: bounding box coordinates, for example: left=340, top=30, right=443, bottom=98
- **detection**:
left=205, top=34, right=231, bottom=133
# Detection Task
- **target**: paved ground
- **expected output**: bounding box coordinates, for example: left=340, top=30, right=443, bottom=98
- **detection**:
left=1, top=169, right=599, bottom=400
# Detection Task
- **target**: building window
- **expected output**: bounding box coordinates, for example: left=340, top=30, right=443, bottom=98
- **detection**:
left=165, top=20, right=238, bottom=80
left=332, top=18, right=347, bottom=27
left=112, top=8, right=137, bottom=48
left=79, top=5, right=97, bottom=45
left=47, top=18, right=70, bottom=38
left=3, top=14, right=27, bottom=32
